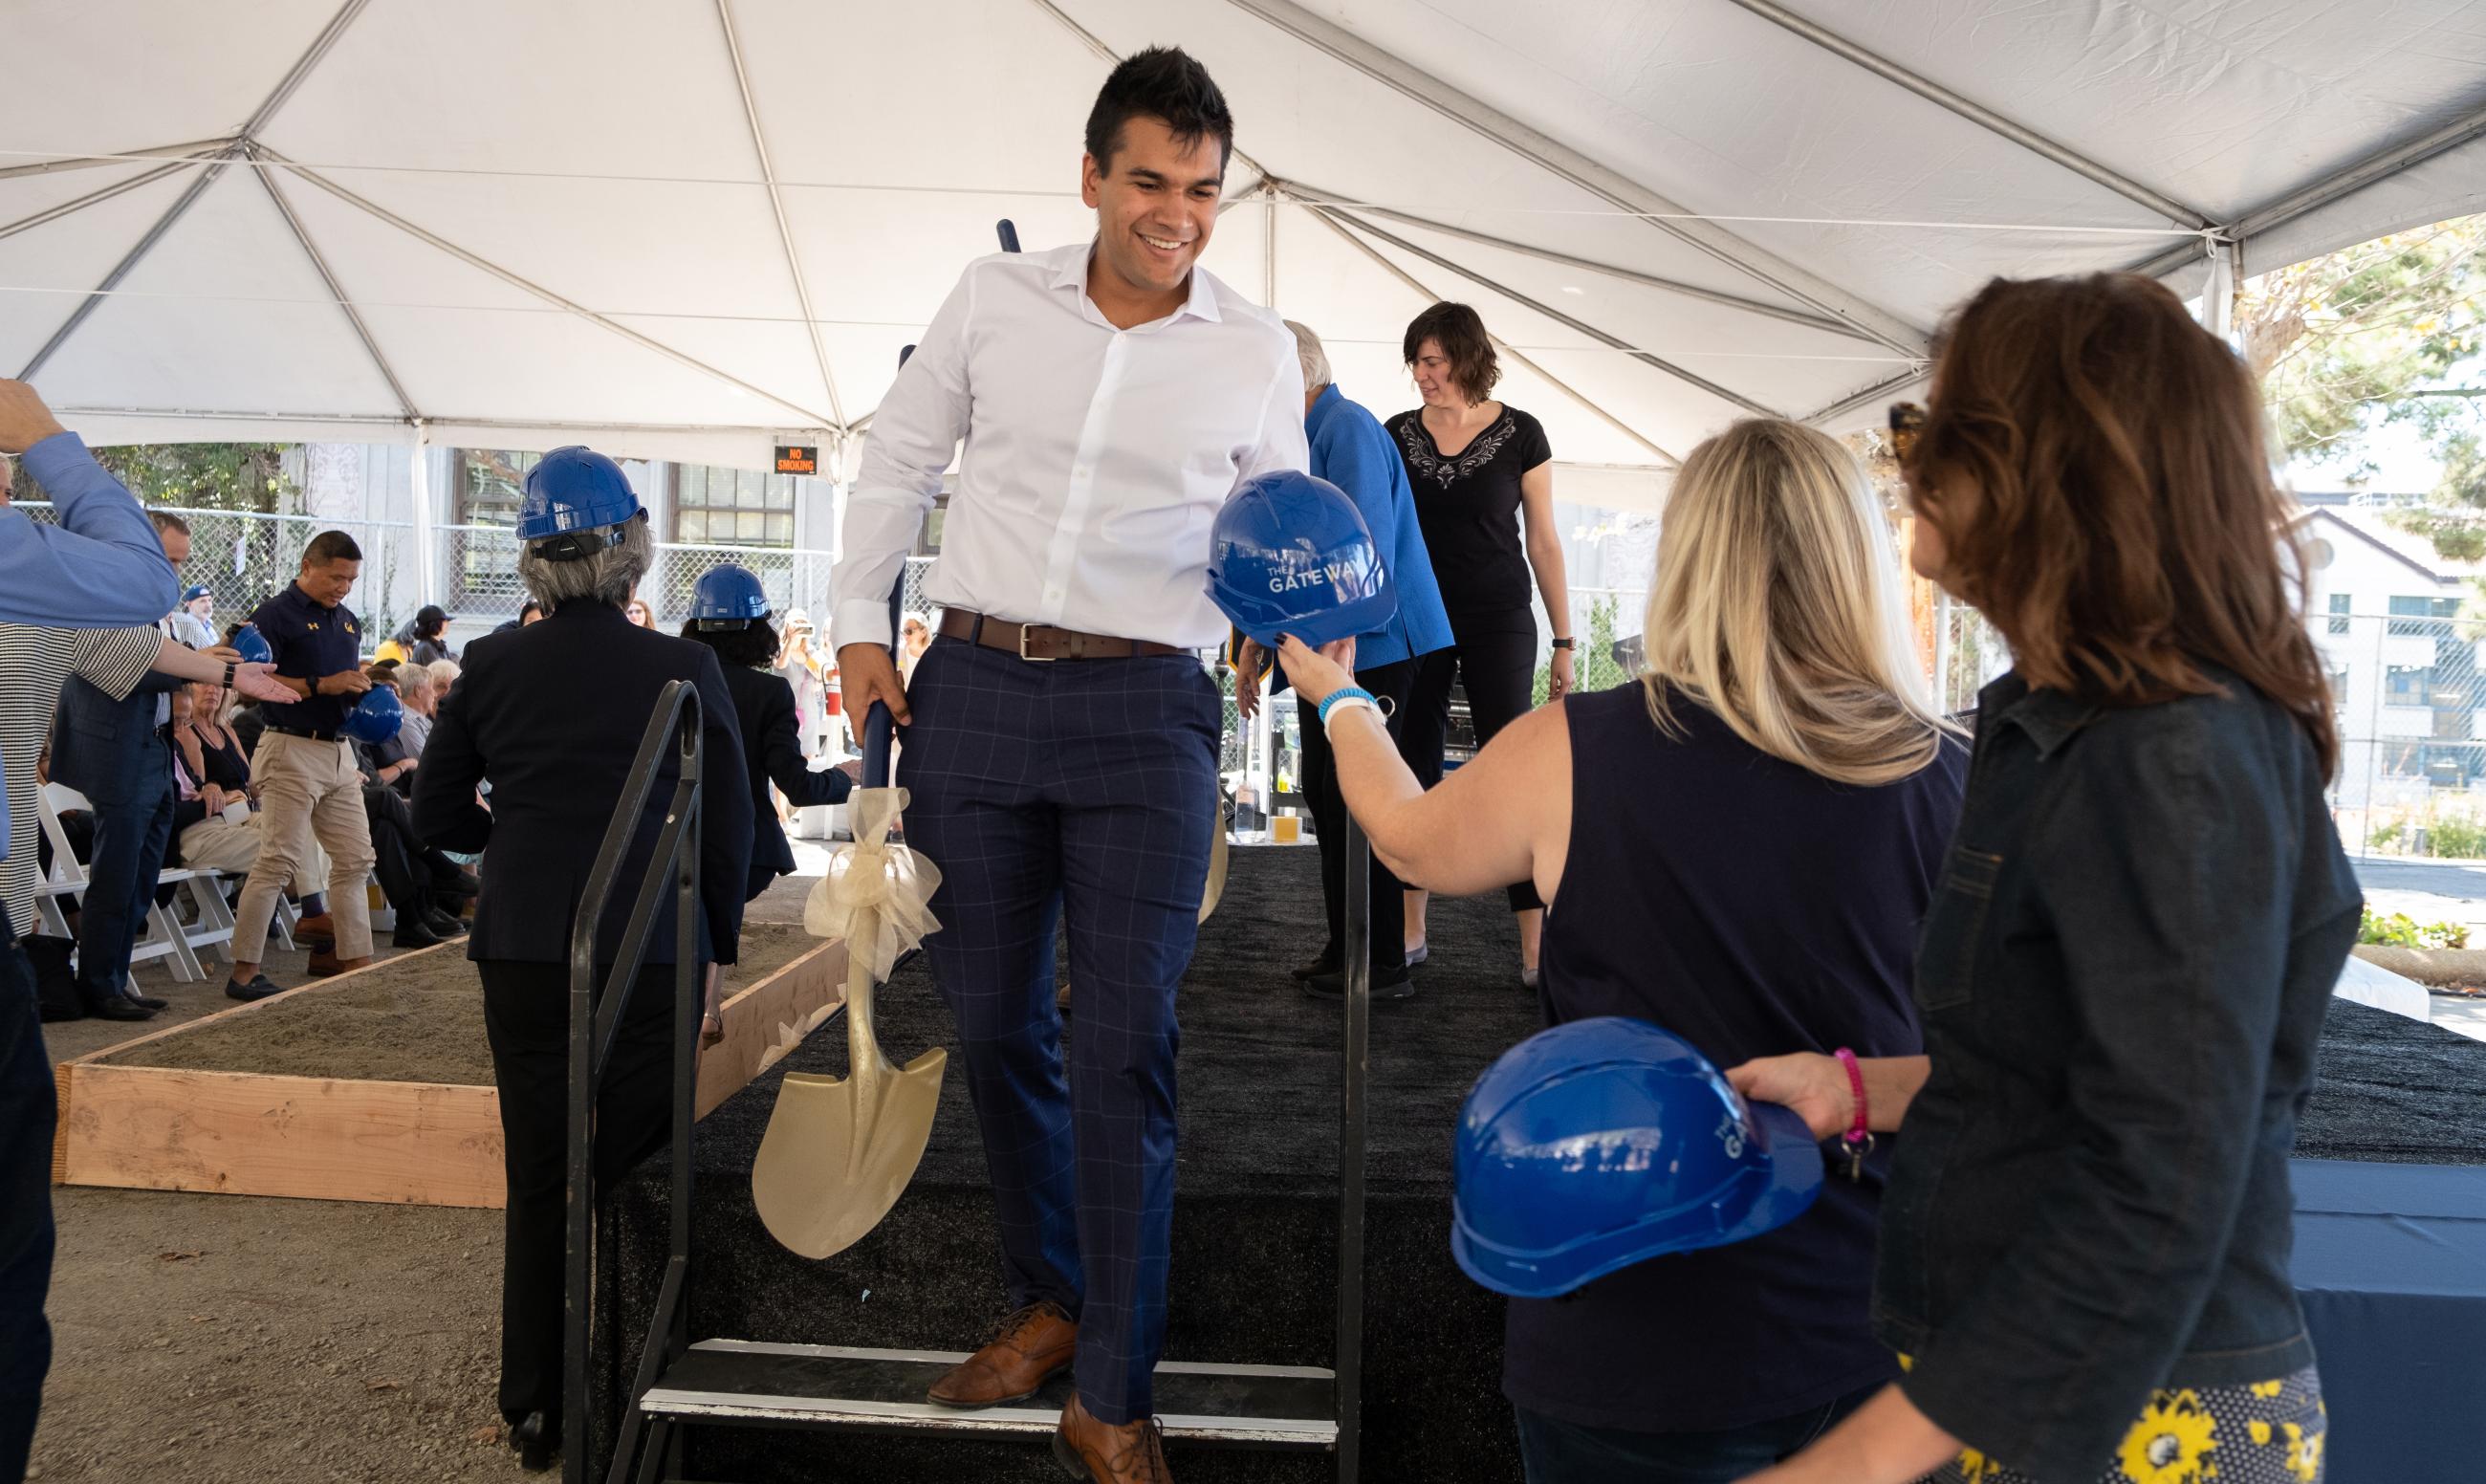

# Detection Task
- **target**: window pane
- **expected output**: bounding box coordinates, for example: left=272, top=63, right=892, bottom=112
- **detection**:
left=737, top=511, right=765, bottom=540
left=680, top=466, right=707, bottom=508
left=768, top=478, right=794, bottom=511
left=736, top=472, right=762, bottom=511
left=678, top=511, right=707, bottom=542
left=768, top=513, right=794, bottom=543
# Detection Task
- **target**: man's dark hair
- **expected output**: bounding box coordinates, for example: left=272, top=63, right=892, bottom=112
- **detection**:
left=517, top=599, right=542, bottom=622
left=1084, top=47, right=1233, bottom=174
left=414, top=603, right=448, bottom=637
left=1402, top=301, right=1502, bottom=403
left=148, top=510, right=190, bottom=537
left=304, top=530, right=362, bottom=566
left=679, top=617, right=781, bottom=670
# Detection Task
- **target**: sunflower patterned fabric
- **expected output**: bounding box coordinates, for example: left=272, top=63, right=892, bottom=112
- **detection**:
left=1914, top=1368, right=2325, bottom=1484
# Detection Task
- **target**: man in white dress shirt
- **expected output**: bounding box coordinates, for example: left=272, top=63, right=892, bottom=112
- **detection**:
left=831, top=46, right=1305, bottom=1482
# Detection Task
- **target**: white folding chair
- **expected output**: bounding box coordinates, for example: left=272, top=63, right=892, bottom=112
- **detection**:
left=37, top=782, right=203, bottom=983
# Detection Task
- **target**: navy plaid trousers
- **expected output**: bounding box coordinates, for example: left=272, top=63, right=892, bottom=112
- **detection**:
left=898, top=636, right=1221, bottom=1425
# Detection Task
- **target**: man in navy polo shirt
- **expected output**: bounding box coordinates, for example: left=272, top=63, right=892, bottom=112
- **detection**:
left=222, top=532, right=380, bottom=999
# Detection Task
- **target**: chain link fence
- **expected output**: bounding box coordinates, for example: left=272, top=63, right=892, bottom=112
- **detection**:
left=19, top=501, right=421, bottom=643
left=2324, top=610, right=2486, bottom=859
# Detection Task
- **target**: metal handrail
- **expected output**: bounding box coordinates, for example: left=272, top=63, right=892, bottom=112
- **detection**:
left=564, top=679, right=704, bottom=1484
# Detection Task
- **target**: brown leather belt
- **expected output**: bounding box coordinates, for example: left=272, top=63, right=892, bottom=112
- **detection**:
left=937, top=608, right=1188, bottom=662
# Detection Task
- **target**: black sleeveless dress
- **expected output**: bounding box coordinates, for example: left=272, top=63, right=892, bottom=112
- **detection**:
left=1507, top=682, right=1966, bottom=1433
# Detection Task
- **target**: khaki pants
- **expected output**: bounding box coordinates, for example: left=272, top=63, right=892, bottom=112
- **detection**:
left=232, top=733, right=375, bottom=963
left=179, top=813, right=330, bottom=898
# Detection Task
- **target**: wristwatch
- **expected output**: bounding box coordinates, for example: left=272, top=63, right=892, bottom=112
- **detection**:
left=1550, top=638, right=1575, bottom=651
left=221, top=661, right=237, bottom=688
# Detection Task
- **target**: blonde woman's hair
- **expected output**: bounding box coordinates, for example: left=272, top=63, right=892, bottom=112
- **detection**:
left=1640, top=419, right=1953, bottom=786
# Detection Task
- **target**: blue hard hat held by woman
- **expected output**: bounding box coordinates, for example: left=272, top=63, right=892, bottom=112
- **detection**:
left=1207, top=469, right=1397, bottom=648
left=1452, top=1016, right=1823, bottom=1300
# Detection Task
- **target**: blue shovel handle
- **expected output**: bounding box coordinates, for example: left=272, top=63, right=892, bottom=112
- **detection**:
left=861, top=587, right=902, bottom=789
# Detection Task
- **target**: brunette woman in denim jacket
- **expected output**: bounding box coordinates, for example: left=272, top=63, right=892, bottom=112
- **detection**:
left=1732, top=274, right=2358, bottom=1484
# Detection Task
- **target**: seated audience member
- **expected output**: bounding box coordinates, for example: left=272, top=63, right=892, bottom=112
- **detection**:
left=425, top=657, right=461, bottom=694
left=168, top=681, right=333, bottom=934
left=406, top=604, right=456, bottom=666
left=491, top=600, right=543, bottom=636
left=1280, top=419, right=1966, bottom=1483
left=1730, top=275, right=2355, bottom=1484
left=366, top=664, right=434, bottom=797
left=349, top=675, right=474, bottom=949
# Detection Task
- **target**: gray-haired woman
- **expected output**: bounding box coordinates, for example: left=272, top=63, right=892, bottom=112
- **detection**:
left=411, top=446, right=752, bottom=1473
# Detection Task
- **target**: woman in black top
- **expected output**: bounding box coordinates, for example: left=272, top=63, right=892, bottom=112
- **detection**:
left=1734, top=276, right=2355, bottom=1484
left=1388, top=301, right=1572, bottom=988
left=1279, top=417, right=1963, bottom=1482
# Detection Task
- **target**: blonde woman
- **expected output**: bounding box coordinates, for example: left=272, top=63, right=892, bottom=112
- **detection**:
left=1281, top=419, right=1966, bottom=1483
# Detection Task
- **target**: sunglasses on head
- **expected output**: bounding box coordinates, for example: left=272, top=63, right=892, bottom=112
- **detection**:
left=1886, top=402, right=1926, bottom=463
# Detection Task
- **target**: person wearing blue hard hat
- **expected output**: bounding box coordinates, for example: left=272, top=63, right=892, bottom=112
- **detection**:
left=171, top=582, right=216, bottom=649
left=222, top=529, right=382, bottom=998
left=1232, top=320, right=1453, bottom=1000
left=679, top=564, right=856, bottom=1045
left=412, top=443, right=752, bottom=1472
left=827, top=47, right=1308, bottom=1477
left=1279, top=418, right=1965, bottom=1482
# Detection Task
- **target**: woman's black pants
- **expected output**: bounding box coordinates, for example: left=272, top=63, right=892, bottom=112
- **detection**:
left=478, top=958, right=679, bottom=1428
left=1298, top=657, right=1415, bottom=971
left=1398, top=622, right=1544, bottom=911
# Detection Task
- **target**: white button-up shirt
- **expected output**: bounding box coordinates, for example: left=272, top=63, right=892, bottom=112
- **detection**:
left=832, top=240, right=1308, bottom=652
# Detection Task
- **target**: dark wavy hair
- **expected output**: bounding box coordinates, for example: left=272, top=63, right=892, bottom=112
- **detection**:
left=1906, top=273, right=2337, bottom=777
left=1403, top=302, right=1500, bottom=403
left=1084, top=46, right=1232, bottom=173
left=678, top=617, right=781, bottom=670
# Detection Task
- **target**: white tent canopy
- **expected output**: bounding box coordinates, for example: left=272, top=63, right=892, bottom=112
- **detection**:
left=6, top=0, right=2484, bottom=513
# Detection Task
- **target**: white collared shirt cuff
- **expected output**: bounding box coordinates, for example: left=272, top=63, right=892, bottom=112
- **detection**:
left=833, top=600, right=896, bottom=655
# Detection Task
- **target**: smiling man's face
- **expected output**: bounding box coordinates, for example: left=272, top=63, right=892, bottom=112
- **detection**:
left=1082, top=114, right=1224, bottom=312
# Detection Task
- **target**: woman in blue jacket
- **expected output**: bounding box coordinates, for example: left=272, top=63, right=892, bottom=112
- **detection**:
left=1238, top=320, right=1453, bottom=998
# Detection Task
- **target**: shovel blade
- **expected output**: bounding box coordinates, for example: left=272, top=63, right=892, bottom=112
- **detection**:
left=752, top=1048, right=949, bottom=1259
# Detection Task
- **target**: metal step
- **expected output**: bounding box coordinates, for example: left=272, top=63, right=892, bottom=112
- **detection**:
left=640, top=1339, right=1339, bottom=1450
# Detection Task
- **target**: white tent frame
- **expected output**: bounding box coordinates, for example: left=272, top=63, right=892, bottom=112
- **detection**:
left=12, top=0, right=2485, bottom=451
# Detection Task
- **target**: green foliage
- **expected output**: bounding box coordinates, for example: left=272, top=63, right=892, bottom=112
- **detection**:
left=2366, top=794, right=2486, bottom=860
left=2245, top=217, right=2485, bottom=484
left=2359, top=905, right=2471, bottom=950
left=1534, top=592, right=1628, bottom=706
left=84, top=444, right=296, bottom=513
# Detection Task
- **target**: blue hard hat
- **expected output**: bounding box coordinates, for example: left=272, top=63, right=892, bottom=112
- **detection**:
left=517, top=446, right=643, bottom=553
left=1451, top=1016, right=1823, bottom=1299
left=691, top=564, right=771, bottom=627
left=1205, top=470, right=1397, bottom=648
left=182, top=584, right=212, bottom=604
left=340, top=685, right=404, bottom=746
left=231, top=623, right=273, bottom=666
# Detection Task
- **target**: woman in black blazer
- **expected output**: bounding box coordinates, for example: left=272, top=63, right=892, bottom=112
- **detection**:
left=410, top=449, right=752, bottom=1473
left=680, top=564, right=856, bottom=1040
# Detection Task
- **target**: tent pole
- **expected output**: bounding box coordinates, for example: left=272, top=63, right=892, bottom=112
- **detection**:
left=1311, top=205, right=1782, bottom=419
left=1801, top=366, right=1931, bottom=430
left=0, top=156, right=204, bottom=244
left=410, top=421, right=438, bottom=610
left=19, top=153, right=233, bottom=381
left=259, top=146, right=839, bottom=430
left=1265, top=182, right=1277, bottom=307
left=2125, top=98, right=2486, bottom=282
left=1281, top=181, right=1866, bottom=338
left=714, top=0, right=847, bottom=427
left=0, top=138, right=236, bottom=183
left=1719, top=0, right=2213, bottom=230
left=1209, top=0, right=1930, bottom=355
left=1300, top=204, right=1677, bottom=465
left=251, top=145, right=417, bottom=418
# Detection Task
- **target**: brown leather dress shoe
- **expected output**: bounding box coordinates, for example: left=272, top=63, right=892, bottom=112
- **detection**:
left=290, top=912, right=336, bottom=943
left=1052, top=1393, right=1170, bottom=1483
left=927, top=1300, right=1076, bottom=1408
left=307, top=950, right=373, bottom=978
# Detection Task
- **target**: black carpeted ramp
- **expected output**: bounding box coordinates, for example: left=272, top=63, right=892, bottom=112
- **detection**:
left=602, top=847, right=2486, bottom=1481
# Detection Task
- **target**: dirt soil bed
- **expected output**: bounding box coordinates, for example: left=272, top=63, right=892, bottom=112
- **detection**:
left=107, top=924, right=819, bottom=1085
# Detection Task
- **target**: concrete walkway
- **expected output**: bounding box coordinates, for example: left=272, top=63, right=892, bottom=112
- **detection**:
left=2349, top=855, right=2486, bottom=1043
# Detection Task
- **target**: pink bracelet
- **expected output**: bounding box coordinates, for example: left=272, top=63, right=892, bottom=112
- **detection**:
left=1832, top=1047, right=1869, bottom=1150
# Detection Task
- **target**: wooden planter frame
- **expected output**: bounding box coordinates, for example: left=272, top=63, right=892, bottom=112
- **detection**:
left=51, top=936, right=848, bottom=1210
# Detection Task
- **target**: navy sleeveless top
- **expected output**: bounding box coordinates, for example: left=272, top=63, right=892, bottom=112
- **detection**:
left=1506, top=682, right=1967, bottom=1433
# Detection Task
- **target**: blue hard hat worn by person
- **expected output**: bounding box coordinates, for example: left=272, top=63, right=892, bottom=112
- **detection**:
left=519, top=446, right=645, bottom=561
left=1452, top=1015, right=1822, bottom=1299
left=1207, top=469, right=1397, bottom=648
left=340, top=684, right=404, bottom=747
left=691, top=564, right=772, bottom=628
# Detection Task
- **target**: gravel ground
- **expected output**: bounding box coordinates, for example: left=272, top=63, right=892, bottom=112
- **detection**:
left=30, top=849, right=828, bottom=1481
